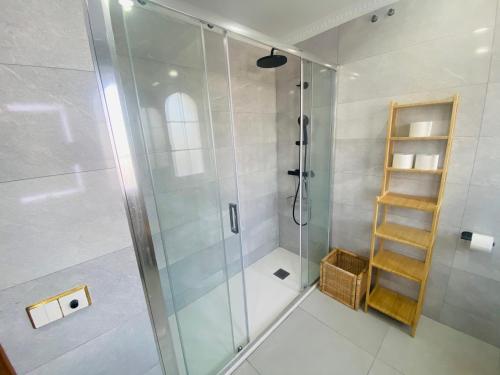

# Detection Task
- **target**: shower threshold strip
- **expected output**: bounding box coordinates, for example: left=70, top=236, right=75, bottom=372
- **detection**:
left=219, top=283, right=318, bottom=375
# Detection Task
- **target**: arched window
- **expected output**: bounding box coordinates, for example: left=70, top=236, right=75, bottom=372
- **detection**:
left=165, top=92, right=204, bottom=177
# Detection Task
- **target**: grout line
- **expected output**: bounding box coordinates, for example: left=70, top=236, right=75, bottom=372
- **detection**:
left=246, top=360, right=262, bottom=375
left=221, top=284, right=317, bottom=374
left=337, top=19, right=498, bottom=67
left=142, top=363, right=161, bottom=375
left=0, top=166, right=116, bottom=185
left=24, top=309, right=150, bottom=374
left=337, top=82, right=488, bottom=106
left=365, top=323, right=391, bottom=375
left=297, top=305, right=376, bottom=358
left=447, top=0, right=500, bottom=306
left=0, top=245, right=133, bottom=293
left=0, top=61, right=94, bottom=73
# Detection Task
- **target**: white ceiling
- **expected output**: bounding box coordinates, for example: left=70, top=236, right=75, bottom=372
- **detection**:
left=176, top=0, right=398, bottom=44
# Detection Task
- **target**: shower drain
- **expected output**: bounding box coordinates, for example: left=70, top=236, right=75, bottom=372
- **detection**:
left=273, top=268, right=290, bottom=280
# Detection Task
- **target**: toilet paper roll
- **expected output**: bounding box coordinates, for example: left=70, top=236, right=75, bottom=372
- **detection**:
left=415, top=154, right=439, bottom=170
left=470, top=233, right=494, bottom=252
left=409, top=121, right=433, bottom=137
left=392, top=153, right=414, bottom=169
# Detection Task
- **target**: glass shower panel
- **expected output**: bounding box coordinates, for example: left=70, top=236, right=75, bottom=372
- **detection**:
left=300, top=60, right=312, bottom=288
left=202, top=26, right=249, bottom=350
left=305, top=63, right=335, bottom=284
left=228, top=39, right=302, bottom=339
left=121, top=5, right=244, bottom=375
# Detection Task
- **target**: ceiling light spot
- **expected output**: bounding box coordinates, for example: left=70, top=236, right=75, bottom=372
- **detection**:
left=473, top=27, right=489, bottom=34
left=119, top=0, right=134, bottom=11
left=475, top=47, right=490, bottom=54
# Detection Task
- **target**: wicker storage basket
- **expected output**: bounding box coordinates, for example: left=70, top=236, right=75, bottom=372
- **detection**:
left=320, top=248, right=368, bottom=310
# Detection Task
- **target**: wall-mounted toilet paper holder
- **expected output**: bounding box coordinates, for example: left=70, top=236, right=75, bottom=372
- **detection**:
left=460, top=231, right=495, bottom=251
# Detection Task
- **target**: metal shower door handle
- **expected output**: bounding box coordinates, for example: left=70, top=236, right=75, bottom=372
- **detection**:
left=229, top=203, right=239, bottom=234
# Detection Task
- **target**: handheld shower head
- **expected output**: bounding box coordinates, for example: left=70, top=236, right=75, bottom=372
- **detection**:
left=297, top=115, right=309, bottom=145
left=256, top=48, right=287, bottom=68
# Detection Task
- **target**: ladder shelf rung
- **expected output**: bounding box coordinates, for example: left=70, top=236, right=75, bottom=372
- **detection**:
left=378, top=192, right=438, bottom=212
left=386, top=167, right=443, bottom=175
left=367, top=286, right=417, bottom=325
left=375, top=222, right=431, bottom=250
left=372, top=249, right=426, bottom=282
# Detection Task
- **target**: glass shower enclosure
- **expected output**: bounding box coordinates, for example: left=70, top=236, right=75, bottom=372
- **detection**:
left=85, top=1, right=335, bottom=374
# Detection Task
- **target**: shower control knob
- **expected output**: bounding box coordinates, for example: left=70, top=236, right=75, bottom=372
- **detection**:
left=297, top=115, right=309, bottom=126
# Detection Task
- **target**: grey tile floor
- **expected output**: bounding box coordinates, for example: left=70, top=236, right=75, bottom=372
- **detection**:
left=231, top=289, right=500, bottom=375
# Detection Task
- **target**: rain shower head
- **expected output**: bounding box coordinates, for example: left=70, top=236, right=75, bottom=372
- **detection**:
left=256, top=48, right=287, bottom=68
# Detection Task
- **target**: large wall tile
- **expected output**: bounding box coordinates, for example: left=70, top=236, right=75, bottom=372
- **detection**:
left=336, top=85, right=486, bottom=139
left=447, top=137, right=477, bottom=185
left=432, top=225, right=459, bottom=268
left=490, top=0, right=500, bottom=83
left=240, top=193, right=278, bottom=232
left=470, top=137, right=500, bottom=187
left=241, top=216, right=279, bottom=258
left=453, top=238, right=500, bottom=283
left=228, top=39, right=276, bottom=84
left=439, top=303, right=500, bottom=348
left=339, top=31, right=492, bottom=103
left=461, top=184, right=500, bottom=240
left=0, top=247, right=152, bottom=373
left=0, top=64, right=114, bottom=182
left=331, top=203, right=372, bottom=255
left=439, top=183, right=468, bottom=228
left=238, top=169, right=278, bottom=202
left=481, top=83, right=500, bottom=136
left=26, top=313, right=159, bottom=375
left=423, top=263, right=451, bottom=320
left=333, top=172, right=380, bottom=210
left=335, top=98, right=388, bottom=140
left=296, top=28, right=339, bottom=66
left=236, top=143, right=277, bottom=175
left=338, top=0, right=497, bottom=64
left=334, top=138, right=385, bottom=175
left=0, top=0, right=93, bottom=70
left=0, top=169, right=132, bottom=289
left=444, top=269, right=500, bottom=322
left=231, top=76, right=276, bottom=114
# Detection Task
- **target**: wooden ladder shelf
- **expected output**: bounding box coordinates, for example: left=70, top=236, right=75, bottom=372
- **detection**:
left=364, top=95, right=459, bottom=336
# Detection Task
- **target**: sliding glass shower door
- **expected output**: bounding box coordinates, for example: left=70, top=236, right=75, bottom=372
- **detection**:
left=87, top=1, right=335, bottom=374
left=93, top=2, right=249, bottom=374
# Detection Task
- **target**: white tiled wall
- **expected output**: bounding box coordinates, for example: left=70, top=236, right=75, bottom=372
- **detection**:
left=0, top=0, right=159, bottom=373
left=300, top=0, right=500, bottom=347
